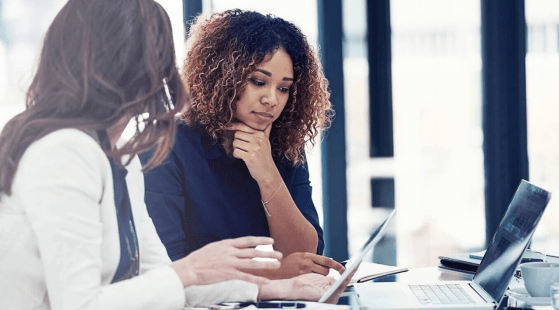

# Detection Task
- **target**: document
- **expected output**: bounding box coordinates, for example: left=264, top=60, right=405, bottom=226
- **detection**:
left=350, top=262, right=408, bottom=284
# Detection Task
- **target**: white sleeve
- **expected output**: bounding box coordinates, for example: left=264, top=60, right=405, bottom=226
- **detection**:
left=14, top=130, right=185, bottom=310
left=183, top=280, right=258, bottom=307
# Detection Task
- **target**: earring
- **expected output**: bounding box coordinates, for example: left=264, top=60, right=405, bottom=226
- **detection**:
left=162, top=77, right=175, bottom=110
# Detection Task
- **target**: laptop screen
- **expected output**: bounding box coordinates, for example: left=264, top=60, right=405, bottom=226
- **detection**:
left=473, top=180, right=551, bottom=304
left=318, top=209, right=396, bottom=303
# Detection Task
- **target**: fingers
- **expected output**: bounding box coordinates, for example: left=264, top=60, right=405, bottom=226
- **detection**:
left=232, top=139, right=250, bottom=152
left=233, top=130, right=253, bottom=142
left=229, top=236, right=275, bottom=248
left=229, top=122, right=270, bottom=138
left=238, top=259, right=282, bottom=270
left=236, top=248, right=283, bottom=260
left=228, top=122, right=257, bottom=133
left=232, top=148, right=247, bottom=160
left=311, top=255, right=345, bottom=273
left=311, top=264, right=330, bottom=276
left=322, top=277, right=336, bottom=291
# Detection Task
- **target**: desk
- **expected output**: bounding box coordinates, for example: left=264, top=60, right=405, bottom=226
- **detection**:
left=340, top=266, right=553, bottom=310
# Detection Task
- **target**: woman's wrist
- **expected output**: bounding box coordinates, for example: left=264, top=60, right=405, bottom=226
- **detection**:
left=258, top=279, right=290, bottom=301
left=170, top=258, right=197, bottom=287
left=257, top=171, right=283, bottom=192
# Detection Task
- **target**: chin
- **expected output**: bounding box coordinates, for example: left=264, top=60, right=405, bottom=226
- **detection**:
left=241, top=120, right=267, bottom=131
left=250, top=124, right=268, bottom=131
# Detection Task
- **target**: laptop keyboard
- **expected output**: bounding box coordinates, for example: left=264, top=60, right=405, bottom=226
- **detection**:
left=410, top=284, right=477, bottom=305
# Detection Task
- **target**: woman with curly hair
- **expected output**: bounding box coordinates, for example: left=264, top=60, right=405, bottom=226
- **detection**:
left=142, top=9, right=344, bottom=279
left=0, top=2, right=338, bottom=309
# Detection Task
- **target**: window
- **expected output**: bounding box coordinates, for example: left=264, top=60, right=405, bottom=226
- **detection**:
left=341, top=0, right=485, bottom=267
left=526, top=0, right=559, bottom=256
left=0, top=0, right=66, bottom=131
left=0, top=0, right=184, bottom=132
left=390, top=0, right=484, bottom=267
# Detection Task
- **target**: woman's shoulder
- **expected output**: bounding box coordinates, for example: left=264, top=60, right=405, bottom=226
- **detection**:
left=176, top=122, right=204, bottom=139
left=20, top=128, right=109, bottom=172
left=12, top=128, right=111, bottom=198
left=174, top=122, right=209, bottom=151
left=28, top=128, right=103, bottom=154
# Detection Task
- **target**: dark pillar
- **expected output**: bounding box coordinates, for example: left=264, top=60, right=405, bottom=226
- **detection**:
left=371, top=178, right=396, bottom=265
left=367, top=0, right=394, bottom=158
left=367, top=0, right=396, bottom=265
left=183, top=0, right=202, bottom=37
left=481, top=0, right=528, bottom=245
left=317, top=0, right=349, bottom=261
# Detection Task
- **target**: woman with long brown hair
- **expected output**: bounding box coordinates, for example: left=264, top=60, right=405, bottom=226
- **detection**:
left=142, top=9, right=344, bottom=279
left=0, top=1, right=335, bottom=309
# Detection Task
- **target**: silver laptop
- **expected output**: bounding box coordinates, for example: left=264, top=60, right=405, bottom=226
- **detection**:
left=318, top=209, right=397, bottom=302
left=355, top=180, right=551, bottom=310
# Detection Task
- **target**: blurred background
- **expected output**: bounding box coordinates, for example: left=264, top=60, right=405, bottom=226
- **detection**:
left=1, top=0, right=558, bottom=268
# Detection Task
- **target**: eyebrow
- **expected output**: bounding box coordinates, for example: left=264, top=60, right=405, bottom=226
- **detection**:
left=254, top=69, right=294, bottom=81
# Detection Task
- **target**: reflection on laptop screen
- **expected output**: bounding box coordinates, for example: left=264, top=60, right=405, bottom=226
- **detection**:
left=473, top=180, right=551, bottom=304
left=318, top=209, right=396, bottom=303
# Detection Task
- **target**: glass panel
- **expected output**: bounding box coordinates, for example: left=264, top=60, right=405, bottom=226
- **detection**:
left=525, top=0, right=559, bottom=256
left=343, top=0, right=384, bottom=263
left=0, top=0, right=66, bottom=131
left=391, top=0, right=484, bottom=267
left=0, top=0, right=184, bottom=131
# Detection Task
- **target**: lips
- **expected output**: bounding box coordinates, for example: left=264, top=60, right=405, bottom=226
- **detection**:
left=252, top=111, right=274, bottom=118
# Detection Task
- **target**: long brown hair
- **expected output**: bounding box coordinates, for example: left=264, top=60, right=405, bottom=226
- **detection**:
left=183, top=10, right=333, bottom=165
left=0, top=0, right=187, bottom=196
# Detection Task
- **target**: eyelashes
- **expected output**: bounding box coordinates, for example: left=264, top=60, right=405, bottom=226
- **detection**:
left=250, top=78, right=291, bottom=93
left=250, top=78, right=265, bottom=87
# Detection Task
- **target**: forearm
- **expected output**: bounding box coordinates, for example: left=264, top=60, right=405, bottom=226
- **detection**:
left=259, top=176, right=318, bottom=255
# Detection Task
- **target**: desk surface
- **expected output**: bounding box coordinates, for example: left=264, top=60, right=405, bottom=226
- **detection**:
left=343, top=266, right=552, bottom=310
left=371, top=266, right=474, bottom=283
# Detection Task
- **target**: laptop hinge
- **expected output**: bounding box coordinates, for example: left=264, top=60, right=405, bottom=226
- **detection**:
left=469, top=282, right=495, bottom=304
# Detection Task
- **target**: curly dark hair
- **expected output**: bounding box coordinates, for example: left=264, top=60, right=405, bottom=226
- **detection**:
left=182, top=9, right=334, bottom=165
left=0, top=0, right=187, bottom=195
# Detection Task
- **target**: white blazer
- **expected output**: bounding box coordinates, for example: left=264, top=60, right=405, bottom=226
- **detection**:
left=0, top=129, right=257, bottom=310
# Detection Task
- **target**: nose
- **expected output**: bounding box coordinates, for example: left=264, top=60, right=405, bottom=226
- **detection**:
left=261, top=87, right=277, bottom=107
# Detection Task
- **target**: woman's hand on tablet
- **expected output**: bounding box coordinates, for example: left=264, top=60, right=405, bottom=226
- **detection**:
left=251, top=252, right=345, bottom=279
left=171, top=236, right=282, bottom=287
left=280, top=252, right=345, bottom=277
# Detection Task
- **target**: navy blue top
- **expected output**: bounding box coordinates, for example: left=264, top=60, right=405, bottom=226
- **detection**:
left=140, top=123, right=324, bottom=261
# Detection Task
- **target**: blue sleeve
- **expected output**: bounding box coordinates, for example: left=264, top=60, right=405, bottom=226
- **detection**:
left=289, top=162, right=325, bottom=255
left=139, top=151, right=189, bottom=261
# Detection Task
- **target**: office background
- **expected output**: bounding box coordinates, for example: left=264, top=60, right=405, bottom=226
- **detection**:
left=1, top=0, right=558, bottom=268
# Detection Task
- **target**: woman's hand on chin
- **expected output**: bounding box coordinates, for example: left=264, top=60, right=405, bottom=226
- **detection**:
left=227, top=122, right=280, bottom=185
left=258, top=273, right=335, bottom=301
left=171, top=236, right=282, bottom=287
